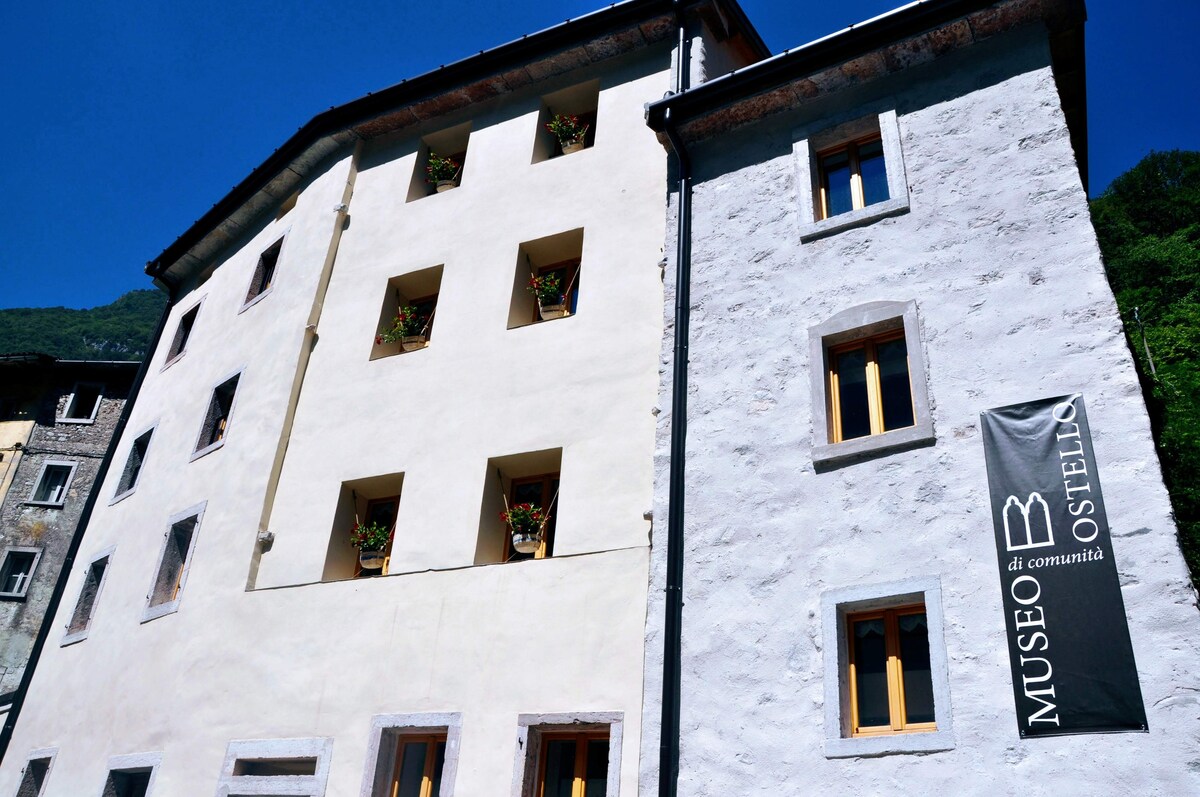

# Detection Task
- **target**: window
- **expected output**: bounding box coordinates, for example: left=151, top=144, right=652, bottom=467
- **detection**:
left=509, top=229, right=584, bottom=329
left=533, top=80, right=600, bottom=163
left=16, top=750, right=55, bottom=797
left=27, top=461, right=78, bottom=507
left=165, top=303, right=200, bottom=365
left=113, top=428, right=154, bottom=501
left=216, top=738, right=332, bottom=797
left=513, top=714, right=621, bottom=797
left=506, top=474, right=560, bottom=562
left=408, top=123, right=471, bottom=201
left=476, top=448, right=563, bottom=565
left=244, top=238, right=283, bottom=307
left=322, top=474, right=404, bottom=582
left=361, top=713, right=462, bottom=797
left=63, top=549, right=112, bottom=644
left=143, top=503, right=204, bottom=622
left=371, top=265, right=443, bottom=360
left=809, top=301, right=933, bottom=467
left=101, top=753, right=161, bottom=797
left=794, top=110, right=909, bottom=241
left=193, top=374, right=240, bottom=458
left=60, top=382, right=103, bottom=422
left=821, top=578, right=953, bottom=757
left=0, top=548, right=42, bottom=599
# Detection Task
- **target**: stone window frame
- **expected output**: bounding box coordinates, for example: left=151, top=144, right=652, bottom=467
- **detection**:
left=111, top=423, right=157, bottom=505
left=821, top=576, right=955, bottom=758
left=358, top=712, right=463, bottom=797
left=794, top=109, right=909, bottom=242
left=510, top=712, right=623, bottom=797
left=0, top=546, right=44, bottom=600
left=58, top=381, right=105, bottom=424
left=214, top=736, right=334, bottom=797
left=99, top=751, right=162, bottom=797
left=809, top=300, right=934, bottom=467
left=141, top=501, right=205, bottom=624
left=191, top=369, right=244, bottom=462
left=240, top=232, right=289, bottom=313
left=61, top=545, right=115, bottom=646
left=16, top=747, right=57, bottom=796
left=162, top=297, right=204, bottom=372
left=25, top=459, right=80, bottom=508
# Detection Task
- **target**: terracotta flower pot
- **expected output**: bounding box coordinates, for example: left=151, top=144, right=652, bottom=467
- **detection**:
left=359, top=549, right=387, bottom=570
left=401, top=335, right=427, bottom=352
left=538, top=303, right=568, bottom=321
left=562, top=139, right=586, bottom=154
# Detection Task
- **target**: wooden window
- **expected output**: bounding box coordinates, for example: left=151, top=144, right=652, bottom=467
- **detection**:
left=532, top=259, right=581, bottom=321
left=536, top=731, right=609, bottom=797
left=149, top=516, right=197, bottom=608
left=389, top=734, right=447, bottom=797
left=817, top=136, right=889, bottom=220
left=355, top=496, right=400, bottom=578
left=847, top=605, right=936, bottom=736
left=505, top=473, right=559, bottom=562
left=828, top=330, right=914, bottom=443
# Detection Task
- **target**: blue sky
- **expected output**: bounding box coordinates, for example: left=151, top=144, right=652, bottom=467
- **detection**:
left=0, top=0, right=1195, bottom=310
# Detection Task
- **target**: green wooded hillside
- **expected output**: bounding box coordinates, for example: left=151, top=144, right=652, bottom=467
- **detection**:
left=1091, top=150, right=1200, bottom=583
left=0, top=289, right=166, bottom=361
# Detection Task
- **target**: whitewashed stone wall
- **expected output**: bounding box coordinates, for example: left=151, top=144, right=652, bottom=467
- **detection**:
left=641, top=27, right=1200, bottom=796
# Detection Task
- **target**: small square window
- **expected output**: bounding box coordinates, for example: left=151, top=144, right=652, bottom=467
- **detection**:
left=63, top=550, right=111, bottom=644
left=514, top=714, right=621, bottom=797
left=143, top=504, right=204, bottom=622
left=244, top=238, right=283, bottom=307
left=533, top=79, right=600, bottom=163
left=323, top=474, right=403, bottom=581
left=216, top=738, right=332, bottom=797
left=104, top=769, right=152, bottom=797
left=0, top=548, right=42, bottom=599
left=476, top=448, right=563, bottom=565
left=817, top=136, right=889, bottom=220
left=408, top=122, right=470, bottom=201
left=60, top=382, right=103, bottom=423
left=27, top=461, right=77, bottom=507
left=113, top=428, right=154, bottom=501
left=371, top=265, right=443, bottom=360
left=846, top=605, right=936, bottom=736
left=16, top=751, right=54, bottom=796
left=509, top=229, right=584, bottom=328
left=166, top=303, right=200, bottom=365
left=828, top=330, right=914, bottom=443
left=194, top=374, right=240, bottom=457
left=362, top=713, right=462, bottom=797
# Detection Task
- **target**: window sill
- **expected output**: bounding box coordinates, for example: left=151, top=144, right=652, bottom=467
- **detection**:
left=55, top=417, right=96, bottom=426
left=238, top=285, right=274, bottom=314
left=141, top=600, right=180, bottom=624
left=24, top=500, right=65, bottom=509
left=812, top=421, right=934, bottom=468
left=799, top=196, right=910, bottom=242
left=60, top=630, right=88, bottom=647
left=190, top=439, right=226, bottom=463
left=109, top=487, right=138, bottom=506
left=160, top=352, right=186, bottom=373
left=824, top=728, right=954, bottom=759
left=0, top=592, right=29, bottom=602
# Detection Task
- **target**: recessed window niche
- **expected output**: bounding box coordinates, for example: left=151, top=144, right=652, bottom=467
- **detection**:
left=407, top=122, right=471, bottom=201
left=323, top=472, right=405, bottom=581
left=475, top=447, right=562, bottom=565
left=370, top=265, right=443, bottom=360
left=532, top=79, right=600, bottom=163
left=509, top=229, right=584, bottom=329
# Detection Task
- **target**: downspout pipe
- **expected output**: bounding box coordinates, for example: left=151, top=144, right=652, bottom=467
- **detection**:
left=659, top=4, right=692, bottom=795
left=0, top=292, right=175, bottom=763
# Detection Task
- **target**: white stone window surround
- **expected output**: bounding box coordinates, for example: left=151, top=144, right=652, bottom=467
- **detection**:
left=510, top=712, right=623, bottom=797
left=16, top=747, right=57, bottom=796
left=822, top=576, right=955, bottom=758
left=161, top=296, right=205, bottom=373
left=191, top=368, right=245, bottom=462
left=25, top=459, right=80, bottom=508
left=110, top=422, right=158, bottom=505
left=141, top=501, right=206, bottom=624
left=239, top=230, right=290, bottom=314
left=0, top=546, right=44, bottom=600
left=214, top=737, right=333, bottom=797
left=99, top=751, right=163, bottom=797
left=58, top=381, right=105, bottom=424
left=809, top=300, right=934, bottom=467
left=794, top=109, right=910, bottom=242
left=358, top=712, right=463, bottom=797
left=61, top=545, right=115, bottom=646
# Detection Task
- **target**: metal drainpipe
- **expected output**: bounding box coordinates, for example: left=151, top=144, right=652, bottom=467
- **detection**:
left=0, top=293, right=175, bottom=763
left=659, top=3, right=692, bottom=795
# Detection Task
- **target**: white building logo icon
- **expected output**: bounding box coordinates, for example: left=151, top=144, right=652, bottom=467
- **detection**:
left=1003, top=492, right=1054, bottom=551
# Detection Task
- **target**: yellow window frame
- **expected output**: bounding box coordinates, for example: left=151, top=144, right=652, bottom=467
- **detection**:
left=390, top=734, right=446, bottom=797
left=817, top=135, right=884, bottom=220
left=536, top=731, right=608, bottom=797
left=828, top=329, right=911, bottom=443
left=846, top=605, right=937, bottom=737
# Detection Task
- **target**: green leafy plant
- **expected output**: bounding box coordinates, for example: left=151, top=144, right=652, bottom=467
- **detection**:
left=545, top=114, right=589, bottom=147
left=425, top=152, right=461, bottom=184
left=376, top=306, right=424, bottom=344
left=349, top=520, right=392, bottom=552
left=500, top=503, right=545, bottom=536
left=527, top=273, right=562, bottom=306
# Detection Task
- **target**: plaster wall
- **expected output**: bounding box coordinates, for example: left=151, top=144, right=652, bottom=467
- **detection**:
left=640, top=29, right=1200, bottom=796
left=0, top=45, right=670, bottom=796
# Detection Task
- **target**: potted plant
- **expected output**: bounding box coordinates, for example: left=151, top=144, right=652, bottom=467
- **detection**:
left=545, top=113, right=590, bottom=155
left=501, top=503, right=546, bottom=554
left=426, top=152, right=461, bottom=192
left=376, top=305, right=428, bottom=351
left=350, top=520, right=392, bottom=570
left=528, top=273, right=567, bottom=320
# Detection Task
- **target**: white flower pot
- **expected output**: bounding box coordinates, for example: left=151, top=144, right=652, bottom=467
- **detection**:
left=511, top=530, right=542, bottom=554
left=538, top=303, right=568, bottom=321
left=401, top=335, right=427, bottom=352
left=359, top=549, right=387, bottom=570
left=436, top=180, right=456, bottom=193
left=562, top=139, right=586, bottom=154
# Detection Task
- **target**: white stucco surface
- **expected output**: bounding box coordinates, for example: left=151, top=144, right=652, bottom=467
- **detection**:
left=640, top=27, right=1200, bottom=796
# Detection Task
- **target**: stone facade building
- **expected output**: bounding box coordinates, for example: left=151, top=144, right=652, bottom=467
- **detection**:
left=0, top=355, right=137, bottom=701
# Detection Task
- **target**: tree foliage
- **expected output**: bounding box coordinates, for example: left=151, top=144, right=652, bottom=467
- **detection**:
left=0, top=289, right=166, bottom=361
left=1090, top=150, right=1200, bottom=582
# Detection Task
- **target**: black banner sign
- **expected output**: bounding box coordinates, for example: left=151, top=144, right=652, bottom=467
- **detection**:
left=981, top=394, right=1147, bottom=737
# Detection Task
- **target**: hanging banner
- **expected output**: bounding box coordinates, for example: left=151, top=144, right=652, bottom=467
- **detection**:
left=980, top=394, right=1147, bottom=737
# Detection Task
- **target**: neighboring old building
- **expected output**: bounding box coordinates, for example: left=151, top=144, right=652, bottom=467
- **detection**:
left=639, top=0, right=1200, bottom=794
left=0, top=2, right=764, bottom=794
left=0, top=354, right=137, bottom=708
